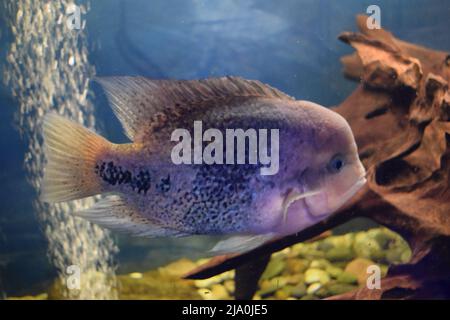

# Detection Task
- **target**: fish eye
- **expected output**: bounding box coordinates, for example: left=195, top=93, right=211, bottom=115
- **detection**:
left=327, top=154, right=345, bottom=174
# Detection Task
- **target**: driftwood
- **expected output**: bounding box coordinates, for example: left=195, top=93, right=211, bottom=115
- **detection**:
left=184, top=15, right=450, bottom=300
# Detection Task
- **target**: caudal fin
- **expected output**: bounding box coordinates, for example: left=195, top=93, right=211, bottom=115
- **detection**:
left=41, top=113, right=110, bottom=203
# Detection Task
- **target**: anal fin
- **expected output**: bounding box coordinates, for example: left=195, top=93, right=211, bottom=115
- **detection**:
left=74, top=195, right=188, bottom=238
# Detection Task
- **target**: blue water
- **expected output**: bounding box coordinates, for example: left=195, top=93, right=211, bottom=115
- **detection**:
left=1, top=0, right=449, bottom=296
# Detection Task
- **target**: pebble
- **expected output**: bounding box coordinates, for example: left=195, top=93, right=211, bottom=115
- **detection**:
left=210, top=284, right=230, bottom=300
left=261, top=258, right=285, bottom=280
left=305, top=268, right=330, bottom=284
left=325, top=247, right=355, bottom=262
left=327, top=283, right=358, bottom=296
left=275, top=289, right=290, bottom=300
left=194, top=275, right=223, bottom=288
left=310, top=259, right=331, bottom=269
left=162, top=228, right=410, bottom=301
left=286, top=274, right=304, bottom=285
left=223, top=280, right=235, bottom=294
left=290, top=283, right=307, bottom=298
left=306, top=283, right=322, bottom=295
left=337, top=271, right=358, bottom=284
left=286, top=259, right=309, bottom=274
left=325, top=265, right=344, bottom=278
left=345, top=258, right=376, bottom=285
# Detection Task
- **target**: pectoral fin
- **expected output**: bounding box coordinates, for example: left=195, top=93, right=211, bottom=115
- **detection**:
left=210, top=233, right=275, bottom=255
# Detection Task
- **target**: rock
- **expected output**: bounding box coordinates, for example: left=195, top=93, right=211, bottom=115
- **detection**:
left=325, top=265, right=344, bottom=278
left=257, top=282, right=278, bottom=298
left=337, top=271, right=358, bottom=284
left=286, top=258, right=309, bottom=274
left=261, top=258, right=285, bottom=280
left=385, top=248, right=403, bottom=264
left=372, top=229, right=393, bottom=249
left=315, top=286, right=330, bottom=298
left=306, top=282, right=322, bottom=295
left=401, top=250, right=412, bottom=263
left=196, top=258, right=211, bottom=266
left=194, top=275, right=223, bottom=288
left=325, top=247, right=355, bottom=262
left=275, top=289, right=290, bottom=300
left=292, top=243, right=325, bottom=259
left=258, top=276, right=287, bottom=297
left=158, top=258, right=197, bottom=277
left=8, top=293, right=48, bottom=300
left=286, top=273, right=305, bottom=285
left=198, top=284, right=230, bottom=300
left=386, top=248, right=411, bottom=264
left=304, top=268, right=330, bottom=284
left=321, top=233, right=355, bottom=250
left=223, top=280, right=235, bottom=294
left=327, top=283, right=358, bottom=296
left=210, top=284, right=230, bottom=300
left=300, top=294, right=319, bottom=300
left=270, top=276, right=288, bottom=288
left=197, top=288, right=212, bottom=300
left=218, top=270, right=235, bottom=282
left=290, top=283, right=307, bottom=298
left=302, top=249, right=325, bottom=259
left=353, top=231, right=385, bottom=261
left=193, top=270, right=233, bottom=288
left=310, top=259, right=331, bottom=269
left=333, top=261, right=348, bottom=269
left=272, top=248, right=290, bottom=260
left=129, top=272, right=143, bottom=279
left=317, top=241, right=334, bottom=251
left=345, top=258, right=376, bottom=285
left=118, top=270, right=201, bottom=300
left=289, top=243, right=305, bottom=257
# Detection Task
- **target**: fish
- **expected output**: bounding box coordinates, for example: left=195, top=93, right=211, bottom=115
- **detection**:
left=41, top=76, right=366, bottom=254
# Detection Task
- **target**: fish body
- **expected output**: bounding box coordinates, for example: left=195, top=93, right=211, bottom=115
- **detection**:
left=42, top=76, right=366, bottom=253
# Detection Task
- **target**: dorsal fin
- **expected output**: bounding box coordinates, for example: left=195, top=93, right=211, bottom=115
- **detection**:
left=95, top=76, right=294, bottom=141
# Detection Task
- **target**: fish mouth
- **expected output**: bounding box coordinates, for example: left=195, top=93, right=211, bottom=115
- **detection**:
left=281, top=175, right=367, bottom=225
left=303, top=176, right=367, bottom=219
left=326, top=175, right=367, bottom=214
left=282, top=188, right=322, bottom=223
left=341, top=176, right=367, bottom=203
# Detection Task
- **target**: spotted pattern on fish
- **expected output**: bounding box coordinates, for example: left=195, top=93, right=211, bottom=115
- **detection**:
left=179, top=163, right=263, bottom=234
left=95, top=161, right=152, bottom=194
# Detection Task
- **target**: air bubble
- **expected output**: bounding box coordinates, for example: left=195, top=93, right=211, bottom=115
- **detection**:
left=3, top=0, right=118, bottom=299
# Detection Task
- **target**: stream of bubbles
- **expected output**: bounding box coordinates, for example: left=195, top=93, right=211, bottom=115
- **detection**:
left=3, top=0, right=118, bottom=299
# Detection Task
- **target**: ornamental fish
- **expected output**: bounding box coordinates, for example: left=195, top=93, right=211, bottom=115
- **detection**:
left=41, top=76, right=366, bottom=253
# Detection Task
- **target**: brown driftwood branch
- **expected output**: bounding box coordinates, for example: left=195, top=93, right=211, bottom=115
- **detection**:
left=185, top=15, right=450, bottom=300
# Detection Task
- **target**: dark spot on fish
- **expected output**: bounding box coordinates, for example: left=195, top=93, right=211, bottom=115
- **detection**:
left=95, top=161, right=151, bottom=194
left=156, top=174, right=171, bottom=193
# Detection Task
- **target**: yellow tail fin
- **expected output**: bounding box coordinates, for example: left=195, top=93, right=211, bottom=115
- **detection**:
left=41, top=113, right=111, bottom=203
